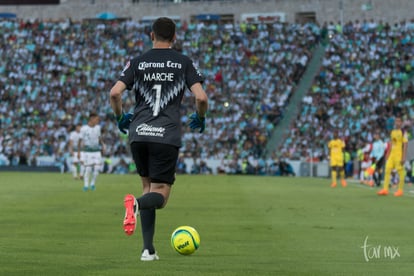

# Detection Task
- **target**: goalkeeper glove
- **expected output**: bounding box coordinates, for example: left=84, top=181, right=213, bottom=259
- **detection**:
left=189, top=112, right=206, bottom=133
left=116, top=112, right=133, bottom=134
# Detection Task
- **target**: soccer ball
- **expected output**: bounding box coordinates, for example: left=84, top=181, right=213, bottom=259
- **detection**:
left=171, top=226, right=200, bottom=255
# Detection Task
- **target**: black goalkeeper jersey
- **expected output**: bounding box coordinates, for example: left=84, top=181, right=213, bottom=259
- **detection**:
left=118, top=48, right=204, bottom=147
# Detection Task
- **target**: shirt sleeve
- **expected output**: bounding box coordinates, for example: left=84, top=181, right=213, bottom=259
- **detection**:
left=185, top=57, right=204, bottom=88
left=118, top=59, right=135, bottom=90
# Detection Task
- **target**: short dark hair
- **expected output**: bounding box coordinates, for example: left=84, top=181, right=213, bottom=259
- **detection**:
left=89, top=112, right=98, bottom=119
left=152, top=17, right=176, bottom=42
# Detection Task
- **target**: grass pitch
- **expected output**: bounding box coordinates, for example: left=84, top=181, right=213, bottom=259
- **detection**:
left=1, top=172, right=414, bottom=275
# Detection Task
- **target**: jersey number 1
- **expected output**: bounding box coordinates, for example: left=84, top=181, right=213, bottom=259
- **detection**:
left=152, top=84, right=161, bottom=116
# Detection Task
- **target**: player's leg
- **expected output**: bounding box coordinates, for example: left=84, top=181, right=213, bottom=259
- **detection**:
left=138, top=182, right=170, bottom=261
left=129, top=142, right=177, bottom=260
left=129, top=142, right=176, bottom=207
left=394, top=160, right=405, bottom=196
left=339, top=162, right=347, bottom=187
left=360, top=160, right=370, bottom=185
left=83, top=153, right=92, bottom=191
left=90, top=163, right=100, bottom=191
left=373, top=157, right=383, bottom=187
left=79, top=152, right=85, bottom=180
left=125, top=176, right=159, bottom=260
left=140, top=144, right=177, bottom=261
left=71, top=162, right=79, bottom=179
left=123, top=142, right=157, bottom=237
left=331, top=164, right=338, bottom=187
left=71, top=153, right=79, bottom=179
left=89, top=152, right=102, bottom=190
left=83, top=165, right=91, bottom=191
left=359, top=164, right=365, bottom=184
left=366, top=160, right=374, bottom=186
left=373, top=170, right=380, bottom=187
left=123, top=143, right=147, bottom=236
left=378, top=158, right=393, bottom=195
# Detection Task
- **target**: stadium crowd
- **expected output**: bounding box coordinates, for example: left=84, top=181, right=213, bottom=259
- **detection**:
left=0, top=17, right=318, bottom=174
left=0, top=17, right=413, bottom=175
left=279, top=19, right=414, bottom=163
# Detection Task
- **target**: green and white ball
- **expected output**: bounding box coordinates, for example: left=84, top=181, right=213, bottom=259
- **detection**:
left=171, top=226, right=200, bottom=255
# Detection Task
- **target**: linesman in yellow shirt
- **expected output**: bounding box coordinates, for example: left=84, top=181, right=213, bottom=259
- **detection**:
left=377, top=116, right=408, bottom=196
left=328, top=130, right=347, bottom=188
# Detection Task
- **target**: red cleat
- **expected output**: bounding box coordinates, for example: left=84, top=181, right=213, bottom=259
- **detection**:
left=394, top=190, right=403, bottom=197
left=123, top=194, right=138, bottom=236
left=377, top=189, right=389, bottom=196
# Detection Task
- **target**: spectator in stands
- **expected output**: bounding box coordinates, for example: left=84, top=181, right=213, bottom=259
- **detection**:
left=176, top=155, right=187, bottom=174
left=113, top=159, right=129, bottom=175
left=279, top=159, right=295, bottom=176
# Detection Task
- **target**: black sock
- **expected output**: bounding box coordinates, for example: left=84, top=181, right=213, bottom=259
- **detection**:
left=136, top=192, right=164, bottom=254
left=140, top=208, right=156, bottom=254
left=137, top=192, right=165, bottom=210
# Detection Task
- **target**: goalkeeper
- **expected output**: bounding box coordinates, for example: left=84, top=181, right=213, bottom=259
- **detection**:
left=109, top=17, right=208, bottom=261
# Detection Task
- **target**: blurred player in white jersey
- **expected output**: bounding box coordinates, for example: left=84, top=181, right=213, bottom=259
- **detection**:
left=78, top=113, right=105, bottom=191
left=68, top=124, right=83, bottom=179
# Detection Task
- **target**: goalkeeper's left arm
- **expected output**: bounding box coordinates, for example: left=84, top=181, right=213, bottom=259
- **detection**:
left=190, top=83, right=208, bottom=119
left=188, top=82, right=208, bottom=133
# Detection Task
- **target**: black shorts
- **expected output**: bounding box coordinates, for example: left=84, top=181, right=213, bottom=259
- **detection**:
left=130, top=142, right=179, bottom=185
